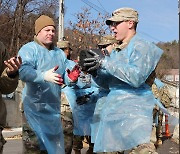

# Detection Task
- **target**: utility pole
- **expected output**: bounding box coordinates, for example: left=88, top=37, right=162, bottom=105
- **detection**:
left=58, top=0, right=64, bottom=42
left=178, top=0, right=179, bottom=42
left=178, top=0, right=180, bottom=15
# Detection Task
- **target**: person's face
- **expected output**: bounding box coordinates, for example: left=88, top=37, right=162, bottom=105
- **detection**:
left=110, top=21, right=133, bottom=42
left=37, top=26, right=55, bottom=48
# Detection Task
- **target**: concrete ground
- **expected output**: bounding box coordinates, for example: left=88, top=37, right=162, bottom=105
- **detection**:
left=3, top=139, right=87, bottom=154
left=3, top=139, right=22, bottom=154
left=2, top=138, right=179, bottom=154
left=2, top=128, right=88, bottom=154
left=2, top=128, right=179, bottom=154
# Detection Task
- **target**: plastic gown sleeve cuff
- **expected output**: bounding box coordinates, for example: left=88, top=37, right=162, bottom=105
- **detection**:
left=100, top=56, right=108, bottom=69
left=68, top=78, right=77, bottom=86
left=42, top=72, right=47, bottom=82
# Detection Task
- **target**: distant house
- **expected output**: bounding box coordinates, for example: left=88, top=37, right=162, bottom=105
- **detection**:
left=163, top=69, right=179, bottom=83
left=161, top=69, right=179, bottom=110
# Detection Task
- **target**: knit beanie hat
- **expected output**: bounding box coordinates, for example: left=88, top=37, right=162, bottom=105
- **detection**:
left=35, top=15, right=55, bottom=35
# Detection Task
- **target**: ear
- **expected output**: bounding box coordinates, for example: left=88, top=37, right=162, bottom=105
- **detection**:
left=128, top=20, right=135, bottom=29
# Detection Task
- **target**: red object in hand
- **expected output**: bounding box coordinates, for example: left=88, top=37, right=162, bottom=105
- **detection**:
left=67, top=65, right=80, bottom=82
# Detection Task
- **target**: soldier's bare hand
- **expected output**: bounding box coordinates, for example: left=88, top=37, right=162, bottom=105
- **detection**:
left=4, top=56, right=22, bottom=76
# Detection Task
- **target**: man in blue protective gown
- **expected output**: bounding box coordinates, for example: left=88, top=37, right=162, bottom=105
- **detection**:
left=18, top=15, right=80, bottom=154
left=62, top=71, right=101, bottom=154
left=81, top=8, right=164, bottom=153
left=57, top=40, right=74, bottom=154
left=72, top=73, right=99, bottom=154
left=57, top=40, right=98, bottom=154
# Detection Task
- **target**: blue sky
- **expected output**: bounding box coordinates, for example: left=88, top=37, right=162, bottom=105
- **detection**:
left=64, top=0, right=179, bottom=43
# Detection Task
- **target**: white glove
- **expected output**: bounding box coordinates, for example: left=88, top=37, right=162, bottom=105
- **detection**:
left=44, top=66, right=63, bottom=85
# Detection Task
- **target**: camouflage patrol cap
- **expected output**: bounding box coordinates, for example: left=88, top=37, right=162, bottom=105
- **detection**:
left=57, top=41, right=72, bottom=50
left=106, top=7, right=139, bottom=25
left=98, top=35, right=118, bottom=46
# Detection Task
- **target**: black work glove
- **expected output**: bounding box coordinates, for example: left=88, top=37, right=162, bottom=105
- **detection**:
left=81, top=49, right=104, bottom=72
left=102, top=49, right=110, bottom=56
left=76, top=91, right=94, bottom=105
left=84, top=50, right=102, bottom=72
left=76, top=95, right=91, bottom=105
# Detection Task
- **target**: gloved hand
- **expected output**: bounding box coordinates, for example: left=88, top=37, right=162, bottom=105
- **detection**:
left=67, top=64, right=80, bottom=82
left=44, top=66, right=63, bottom=85
left=76, top=91, right=94, bottom=105
left=102, top=49, right=110, bottom=56
left=83, top=49, right=104, bottom=72
left=79, top=73, right=91, bottom=84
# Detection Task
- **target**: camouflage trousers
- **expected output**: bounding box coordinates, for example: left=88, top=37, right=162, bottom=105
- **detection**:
left=22, top=113, right=48, bottom=154
left=129, top=143, right=157, bottom=154
left=96, top=143, right=156, bottom=154
left=61, top=111, right=73, bottom=154
left=153, top=107, right=163, bottom=145
left=73, top=135, right=84, bottom=151
left=0, top=127, right=6, bottom=154
left=73, top=135, right=94, bottom=154
left=97, top=152, right=124, bottom=154
left=127, top=124, right=159, bottom=154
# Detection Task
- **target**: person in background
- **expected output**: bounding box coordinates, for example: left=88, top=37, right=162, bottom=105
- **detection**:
left=152, top=78, right=172, bottom=146
left=57, top=40, right=72, bottom=60
left=98, top=35, right=118, bottom=55
left=71, top=72, right=99, bottom=154
left=0, top=41, right=22, bottom=154
left=18, top=15, right=80, bottom=154
left=57, top=40, right=74, bottom=154
left=58, top=40, right=97, bottom=154
left=81, top=7, right=163, bottom=153
left=63, top=72, right=99, bottom=154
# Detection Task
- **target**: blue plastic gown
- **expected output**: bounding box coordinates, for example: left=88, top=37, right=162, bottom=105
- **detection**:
left=73, top=83, right=99, bottom=136
left=90, top=88, right=109, bottom=143
left=62, top=72, right=100, bottom=136
left=61, top=60, right=77, bottom=111
left=91, top=34, right=163, bottom=152
left=18, top=41, right=71, bottom=154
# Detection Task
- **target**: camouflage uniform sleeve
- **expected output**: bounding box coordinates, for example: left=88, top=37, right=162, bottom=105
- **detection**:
left=0, top=68, right=19, bottom=94
left=151, top=83, right=159, bottom=98
left=152, top=83, right=171, bottom=108
left=0, top=42, right=19, bottom=94
left=159, top=86, right=172, bottom=108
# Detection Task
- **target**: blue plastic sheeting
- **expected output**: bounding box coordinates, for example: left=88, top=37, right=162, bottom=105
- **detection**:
left=62, top=73, right=100, bottom=136
left=18, top=41, right=72, bottom=154
left=91, top=90, right=109, bottom=143
left=91, top=34, right=163, bottom=152
left=154, top=78, right=164, bottom=89
left=73, top=85, right=99, bottom=136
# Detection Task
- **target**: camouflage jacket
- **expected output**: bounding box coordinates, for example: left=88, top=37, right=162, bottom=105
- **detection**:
left=152, top=83, right=171, bottom=108
left=0, top=42, right=19, bottom=126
